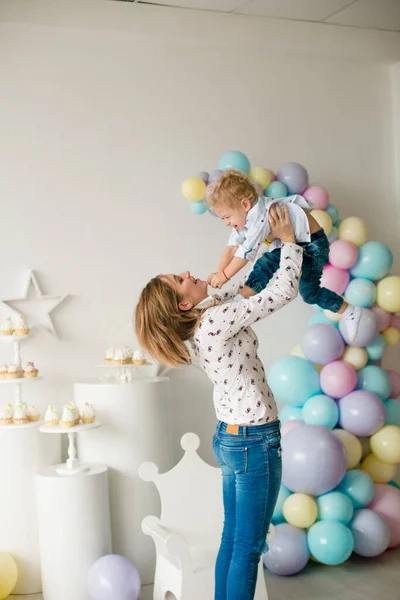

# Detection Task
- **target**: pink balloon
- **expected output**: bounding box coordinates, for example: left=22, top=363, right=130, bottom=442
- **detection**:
left=386, top=369, right=400, bottom=399
left=390, top=314, right=400, bottom=330
left=302, top=185, right=329, bottom=210
left=329, top=240, right=358, bottom=270
left=371, top=305, right=392, bottom=332
left=368, top=483, right=400, bottom=548
left=281, top=420, right=304, bottom=437
left=321, top=264, right=350, bottom=295
left=320, top=360, right=357, bottom=399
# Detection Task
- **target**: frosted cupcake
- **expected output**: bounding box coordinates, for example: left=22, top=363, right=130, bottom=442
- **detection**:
left=0, top=365, right=8, bottom=379
left=112, top=347, right=132, bottom=365
left=0, top=317, right=14, bottom=336
left=64, top=402, right=80, bottom=425
left=44, top=405, right=59, bottom=426
left=27, top=405, right=40, bottom=422
left=104, top=347, right=114, bottom=364
left=7, top=365, right=23, bottom=379
left=15, top=315, right=29, bottom=336
left=133, top=349, right=146, bottom=365
left=61, top=404, right=78, bottom=428
left=13, top=403, right=29, bottom=424
left=0, top=403, right=14, bottom=425
left=23, top=362, right=39, bottom=378
left=80, top=402, right=95, bottom=424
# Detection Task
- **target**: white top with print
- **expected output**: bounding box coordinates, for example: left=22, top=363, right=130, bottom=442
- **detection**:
left=228, top=195, right=311, bottom=261
left=191, top=243, right=303, bottom=425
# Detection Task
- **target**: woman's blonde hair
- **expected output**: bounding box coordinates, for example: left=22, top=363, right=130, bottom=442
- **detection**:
left=135, top=277, right=202, bottom=368
left=211, top=169, right=258, bottom=209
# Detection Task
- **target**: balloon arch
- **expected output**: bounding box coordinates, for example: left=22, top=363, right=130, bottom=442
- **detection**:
left=182, top=151, right=400, bottom=574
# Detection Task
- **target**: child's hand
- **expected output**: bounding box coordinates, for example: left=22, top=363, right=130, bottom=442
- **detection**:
left=208, top=272, right=228, bottom=289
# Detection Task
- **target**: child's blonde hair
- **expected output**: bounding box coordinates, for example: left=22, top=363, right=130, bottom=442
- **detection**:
left=135, top=277, right=202, bottom=368
left=211, top=170, right=258, bottom=209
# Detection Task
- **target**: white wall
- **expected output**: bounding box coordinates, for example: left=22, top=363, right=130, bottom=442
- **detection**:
left=0, top=0, right=399, bottom=464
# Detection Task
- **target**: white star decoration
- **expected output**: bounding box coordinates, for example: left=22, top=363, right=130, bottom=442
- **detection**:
left=3, top=271, right=68, bottom=338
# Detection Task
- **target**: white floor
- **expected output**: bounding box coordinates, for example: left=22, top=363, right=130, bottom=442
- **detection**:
left=10, top=548, right=400, bottom=600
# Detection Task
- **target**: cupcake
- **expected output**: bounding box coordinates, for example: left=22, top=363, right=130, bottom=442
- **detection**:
left=80, top=402, right=95, bottom=424
left=112, top=347, right=132, bottom=365
left=0, top=403, right=14, bottom=425
left=65, top=402, right=80, bottom=425
left=27, top=405, right=40, bottom=422
left=0, top=365, right=8, bottom=379
left=0, top=317, right=14, bottom=336
left=133, top=349, right=146, bottom=365
left=23, top=362, right=39, bottom=378
left=104, top=347, right=114, bottom=364
left=15, top=315, right=29, bottom=336
left=13, top=403, right=29, bottom=424
left=6, top=365, right=23, bottom=379
left=61, top=404, right=78, bottom=428
left=44, top=405, right=59, bottom=426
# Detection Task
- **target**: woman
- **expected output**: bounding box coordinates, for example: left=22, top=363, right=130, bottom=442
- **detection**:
left=135, top=206, right=303, bottom=600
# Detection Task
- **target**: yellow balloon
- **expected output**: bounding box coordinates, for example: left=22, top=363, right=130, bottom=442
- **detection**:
left=283, top=493, right=318, bottom=528
left=310, top=209, right=332, bottom=236
left=341, top=346, right=368, bottom=371
left=338, top=217, right=368, bottom=247
left=313, top=363, right=323, bottom=373
left=376, top=275, right=400, bottom=313
left=0, top=553, right=18, bottom=599
left=370, top=425, right=400, bottom=464
left=181, top=177, right=206, bottom=202
left=290, top=344, right=305, bottom=358
left=249, top=167, right=271, bottom=190
left=333, top=429, right=362, bottom=469
left=362, top=453, right=397, bottom=483
left=382, top=326, right=400, bottom=346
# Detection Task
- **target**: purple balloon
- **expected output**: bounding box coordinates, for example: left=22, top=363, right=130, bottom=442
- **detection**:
left=209, top=169, right=224, bottom=182
left=263, top=524, right=309, bottom=576
left=339, top=307, right=379, bottom=347
left=87, top=555, right=141, bottom=600
left=282, top=425, right=347, bottom=496
left=301, top=323, right=344, bottom=365
left=338, top=390, right=386, bottom=436
left=197, top=171, right=209, bottom=184
left=277, top=162, right=309, bottom=194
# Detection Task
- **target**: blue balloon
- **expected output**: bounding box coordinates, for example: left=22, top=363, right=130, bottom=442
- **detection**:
left=277, top=162, right=308, bottom=194
left=189, top=200, right=208, bottom=215
left=365, top=334, right=388, bottom=361
left=345, top=278, right=376, bottom=308
left=357, top=365, right=392, bottom=400
left=317, top=491, right=354, bottom=524
left=279, top=405, right=303, bottom=423
left=302, top=394, right=339, bottom=429
left=350, top=241, right=393, bottom=281
left=307, top=520, right=354, bottom=565
left=268, top=356, right=321, bottom=407
left=218, top=151, right=250, bottom=175
left=328, top=226, right=338, bottom=243
left=326, top=203, right=339, bottom=224
left=265, top=181, right=288, bottom=198
left=338, top=470, right=375, bottom=509
left=272, top=484, right=292, bottom=522
left=384, top=399, right=400, bottom=426
left=308, top=311, right=339, bottom=329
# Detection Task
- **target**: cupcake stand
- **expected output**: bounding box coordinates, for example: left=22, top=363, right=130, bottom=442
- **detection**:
left=36, top=421, right=112, bottom=600
left=75, top=367, right=174, bottom=584
left=0, top=334, right=61, bottom=595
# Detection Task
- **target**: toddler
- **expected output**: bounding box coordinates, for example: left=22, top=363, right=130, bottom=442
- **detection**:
left=207, top=170, right=361, bottom=340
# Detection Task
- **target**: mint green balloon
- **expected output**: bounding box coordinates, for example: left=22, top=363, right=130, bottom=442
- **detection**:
left=268, top=356, right=321, bottom=407
left=350, top=241, right=393, bottom=281
left=266, top=181, right=288, bottom=198
left=308, top=520, right=354, bottom=565
left=218, top=151, right=250, bottom=174
left=317, top=491, right=354, bottom=524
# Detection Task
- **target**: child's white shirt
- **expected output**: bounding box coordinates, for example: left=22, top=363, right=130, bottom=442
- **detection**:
left=228, top=195, right=311, bottom=261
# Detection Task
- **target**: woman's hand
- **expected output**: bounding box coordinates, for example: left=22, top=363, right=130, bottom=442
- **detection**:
left=268, top=205, right=296, bottom=244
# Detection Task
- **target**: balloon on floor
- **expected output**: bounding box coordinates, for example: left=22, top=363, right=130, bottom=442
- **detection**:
left=183, top=153, right=400, bottom=574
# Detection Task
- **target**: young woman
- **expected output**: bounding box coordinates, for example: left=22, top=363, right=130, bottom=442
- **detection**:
left=135, top=206, right=303, bottom=600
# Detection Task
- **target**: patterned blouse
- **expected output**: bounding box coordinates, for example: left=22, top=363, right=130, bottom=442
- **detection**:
left=191, top=243, right=303, bottom=425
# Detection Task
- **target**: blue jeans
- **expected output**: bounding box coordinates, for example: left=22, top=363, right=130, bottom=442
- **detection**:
left=246, top=229, right=343, bottom=312
left=212, top=420, right=282, bottom=600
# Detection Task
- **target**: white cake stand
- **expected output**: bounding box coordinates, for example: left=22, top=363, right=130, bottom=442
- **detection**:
left=40, top=421, right=102, bottom=475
